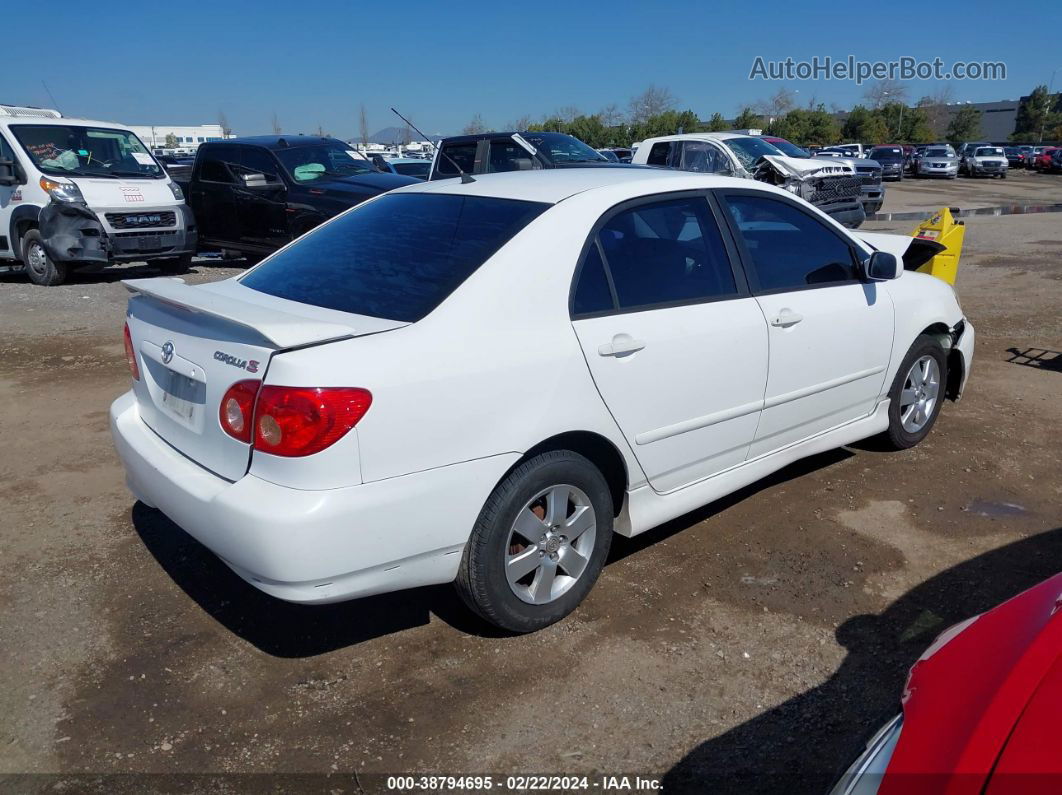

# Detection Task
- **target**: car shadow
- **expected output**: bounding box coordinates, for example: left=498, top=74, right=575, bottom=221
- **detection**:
left=662, top=526, right=1062, bottom=794
left=131, top=448, right=856, bottom=657
left=1006, top=346, right=1062, bottom=373
left=130, top=503, right=506, bottom=658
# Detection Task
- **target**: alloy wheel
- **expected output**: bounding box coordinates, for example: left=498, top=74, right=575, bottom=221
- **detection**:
left=899, top=355, right=941, bottom=433
left=504, top=484, right=597, bottom=605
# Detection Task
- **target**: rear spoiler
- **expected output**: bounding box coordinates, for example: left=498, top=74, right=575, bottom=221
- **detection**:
left=123, top=277, right=363, bottom=349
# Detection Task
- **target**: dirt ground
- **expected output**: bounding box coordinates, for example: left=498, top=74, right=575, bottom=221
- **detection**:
left=1, top=173, right=1061, bottom=794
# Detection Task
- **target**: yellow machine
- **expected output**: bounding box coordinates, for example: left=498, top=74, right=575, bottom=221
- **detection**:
left=910, top=207, right=965, bottom=285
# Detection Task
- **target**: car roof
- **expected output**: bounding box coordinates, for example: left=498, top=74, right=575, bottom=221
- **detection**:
left=640, top=132, right=747, bottom=143
left=0, top=115, right=140, bottom=130
left=389, top=167, right=769, bottom=205
left=204, top=135, right=337, bottom=150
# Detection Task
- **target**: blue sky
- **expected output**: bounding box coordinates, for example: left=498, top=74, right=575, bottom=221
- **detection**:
left=2, top=0, right=1057, bottom=137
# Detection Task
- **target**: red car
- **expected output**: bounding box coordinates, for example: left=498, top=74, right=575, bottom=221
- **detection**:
left=1032, top=146, right=1058, bottom=171
left=832, top=573, right=1062, bottom=794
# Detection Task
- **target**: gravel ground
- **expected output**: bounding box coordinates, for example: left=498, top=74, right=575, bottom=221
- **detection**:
left=1, top=176, right=1060, bottom=794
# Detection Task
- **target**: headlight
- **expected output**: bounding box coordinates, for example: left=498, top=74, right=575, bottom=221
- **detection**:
left=167, top=181, right=185, bottom=201
left=785, top=182, right=801, bottom=194
left=39, top=176, right=85, bottom=203
left=830, top=714, right=903, bottom=795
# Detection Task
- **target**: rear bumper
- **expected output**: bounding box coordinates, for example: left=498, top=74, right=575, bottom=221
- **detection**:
left=110, top=391, right=515, bottom=604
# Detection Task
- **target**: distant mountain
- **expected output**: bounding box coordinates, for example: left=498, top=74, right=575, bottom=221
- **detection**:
left=355, top=126, right=451, bottom=145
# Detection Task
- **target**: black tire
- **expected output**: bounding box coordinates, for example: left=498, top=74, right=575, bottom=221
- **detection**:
left=155, top=253, right=194, bottom=274
left=879, top=335, right=948, bottom=450
left=21, top=229, right=67, bottom=286
left=455, top=450, right=614, bottom=633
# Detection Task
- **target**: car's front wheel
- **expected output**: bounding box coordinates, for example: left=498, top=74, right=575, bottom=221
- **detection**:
left=455, top=451, right=614, bottom=633
left=880, top=335, right=948, bottom=450
left=22, top=229, right=68, bottom=286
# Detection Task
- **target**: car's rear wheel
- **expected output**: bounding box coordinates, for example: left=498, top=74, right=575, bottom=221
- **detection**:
left=455, top=451, right=613, bottom=633
left=880, top=335, right=948, bottom=450
left=22, top=229, right=67, bottom=286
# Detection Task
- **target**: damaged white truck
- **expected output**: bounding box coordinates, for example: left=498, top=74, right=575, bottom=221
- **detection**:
left=632, top=132, right=866, bottom=228
left=0, top=105, right=196, bottom=285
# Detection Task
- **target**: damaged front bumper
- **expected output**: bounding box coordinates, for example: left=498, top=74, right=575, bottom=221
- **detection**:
left=38, top=201, right=197, bottom=265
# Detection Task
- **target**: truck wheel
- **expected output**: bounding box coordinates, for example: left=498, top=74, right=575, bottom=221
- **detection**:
left=455, top=451, right=614, bottom=633
left=156, top=253, right=193, bottom=275
left=22, top=230, right=67, bottom=286
left=880, top=335, right=948, bottom=450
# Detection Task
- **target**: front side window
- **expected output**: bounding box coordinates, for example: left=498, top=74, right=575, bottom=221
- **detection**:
left=241, top=193, right=549, bottom=322
left=436, top=143, right=477, bottom=176
left=196, top=145, right=241, bottom=183
left=488, top=140, right=537, bottom=173
left=238, top=147, right=283, bottom=184
left=596, top=197, right=737, bottom=310
left=11, top=124, right=163, bottom=178
left=679, top=141, right=730, bottom=173
left=723, top=194, right=857, bottom=292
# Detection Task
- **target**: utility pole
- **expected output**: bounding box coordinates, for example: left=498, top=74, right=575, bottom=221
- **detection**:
left=1039, top=67, right=1060, bottom=143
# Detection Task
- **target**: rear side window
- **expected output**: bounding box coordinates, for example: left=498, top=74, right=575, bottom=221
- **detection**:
left=647, top=142, right=672, bottom=166
left=436, top=143, right=477, bottom=176
left=597, top=197, right=738, bottom=310
left=241, top=194, right=549, bottom=322
left=572, top=243, right=614, bottom=315
left=723, top=195, right=857, bottom=291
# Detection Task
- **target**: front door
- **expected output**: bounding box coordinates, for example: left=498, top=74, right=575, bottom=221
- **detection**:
left=188, top=145, right=240, bottom=245
left=718, top=191, right=894, bottom=459
left=571, top=193, right=768, bottom=493
left=234, top=146, right=289, bottom=251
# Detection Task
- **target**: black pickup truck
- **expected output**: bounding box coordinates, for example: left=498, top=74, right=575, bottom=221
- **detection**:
left=183, top=136, right=417, bottom=257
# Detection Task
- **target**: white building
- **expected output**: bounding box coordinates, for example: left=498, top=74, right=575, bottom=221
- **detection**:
left=127, top=123, right=230, bottom=154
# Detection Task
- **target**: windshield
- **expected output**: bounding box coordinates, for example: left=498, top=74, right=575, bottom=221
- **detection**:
left=975, top=147, right=1004, bottom=157
left=523, top=133, right=608, bottom=164
left=766, top=139, right=809, bottom=158
left=241, top=194, right=549, bottom=322
left=869, top=147, right=903, bottom=160
left=721, top=136, right=784, bottom=169
left=274, top=143, right=378, bottom=182
left=12, top=124, right=163, bottom=178
left=925, top=148, right=952, bottom=157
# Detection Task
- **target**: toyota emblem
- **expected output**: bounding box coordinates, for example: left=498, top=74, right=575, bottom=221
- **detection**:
left=161, top=341, right=174, bottom=365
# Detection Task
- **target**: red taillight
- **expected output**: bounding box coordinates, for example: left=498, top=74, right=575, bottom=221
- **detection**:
left=219, top=380, right=261, bottom=442
left=253, top=386, right=372, bottom=457
left=123, top=322, right=140, bottom=381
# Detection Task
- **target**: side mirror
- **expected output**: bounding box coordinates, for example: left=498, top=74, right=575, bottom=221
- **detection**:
left=865, top=251, right=900, bottom=281
left=0, top=157, right=21, bottom=187
left=241, top=172, right=274, bottom=188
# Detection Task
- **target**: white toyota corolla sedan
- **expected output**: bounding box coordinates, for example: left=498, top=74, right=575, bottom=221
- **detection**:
left=111, top=168, right=974, bottom=632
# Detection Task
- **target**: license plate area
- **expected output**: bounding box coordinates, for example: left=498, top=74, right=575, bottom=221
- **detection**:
left=160, top=367, right=201, bottom=423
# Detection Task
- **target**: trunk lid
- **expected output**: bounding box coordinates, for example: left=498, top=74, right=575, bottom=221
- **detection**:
left=124, top=276, right=406, bottom=481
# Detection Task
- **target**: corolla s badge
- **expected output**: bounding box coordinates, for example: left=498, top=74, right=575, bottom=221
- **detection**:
left=214, top=350, right=260, bottom=374
left=161, top=341, right=174, bottom=364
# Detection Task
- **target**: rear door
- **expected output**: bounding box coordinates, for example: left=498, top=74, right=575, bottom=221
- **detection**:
left=718, top=190, right=894, bottom=459
left=0, top=132, right=19, bottom=258
left=571, top=193, right=768, bottom=493
left=189, top=145, right=240, bottom=245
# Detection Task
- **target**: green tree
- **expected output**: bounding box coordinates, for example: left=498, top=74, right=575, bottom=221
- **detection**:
left=769, top=107, right=840, bottom=145
left=567, top=115, right=608, bottom=148
left=946, top=106, right=982, bottom=143
left=706, top=112, right=727, bottom=131
left=164, top=132, right=178, bottom=148
left=732, top=107, right=763, bottom=131
left=1012, top=85, right=1062, bottom=142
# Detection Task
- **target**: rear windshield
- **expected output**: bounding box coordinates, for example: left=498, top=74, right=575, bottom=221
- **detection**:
left=240, top=193, right=549, bottom=322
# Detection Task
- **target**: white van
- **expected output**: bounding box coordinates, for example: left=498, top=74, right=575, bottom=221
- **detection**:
left=0, top=105, right=196, bottom=285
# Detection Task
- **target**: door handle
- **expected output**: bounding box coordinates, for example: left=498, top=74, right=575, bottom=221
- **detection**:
left=598, top=334, right=646, bottom=357
left=769, top=309, right=804, bottom=328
